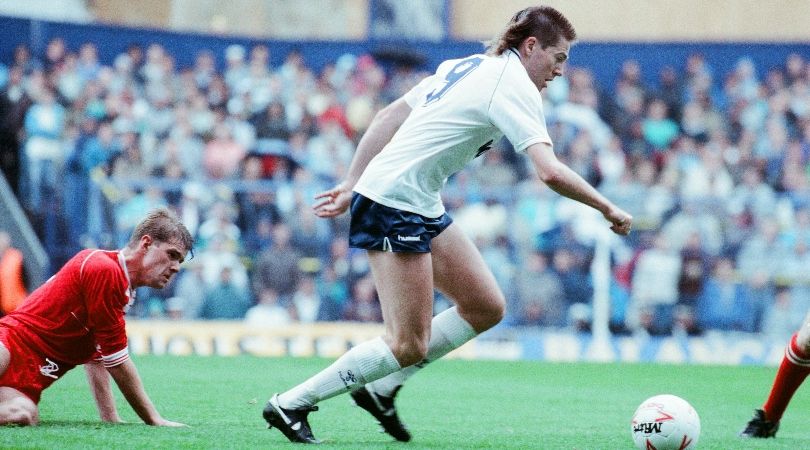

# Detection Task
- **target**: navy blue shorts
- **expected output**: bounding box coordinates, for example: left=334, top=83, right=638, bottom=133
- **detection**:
left=349, top=193, right=453, bottom=253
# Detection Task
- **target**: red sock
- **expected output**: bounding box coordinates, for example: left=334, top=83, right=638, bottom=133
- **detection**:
left=762, top=333, right=810, bottom=422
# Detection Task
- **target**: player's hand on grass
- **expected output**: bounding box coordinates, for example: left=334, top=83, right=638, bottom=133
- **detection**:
left=605, top=207, right=632, bottom=236
left=152, top=418, right=188, bottom=427
left=313, top=183, right=352, bottom=218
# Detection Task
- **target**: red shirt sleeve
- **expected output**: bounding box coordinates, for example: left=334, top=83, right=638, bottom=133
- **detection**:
left=81, top=254, right=131, bottom=367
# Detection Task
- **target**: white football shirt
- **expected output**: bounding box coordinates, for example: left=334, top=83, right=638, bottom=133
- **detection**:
left=354, top=49, right=552, bottom=218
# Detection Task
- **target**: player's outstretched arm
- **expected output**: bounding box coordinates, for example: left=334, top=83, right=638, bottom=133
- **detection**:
left=84, top=360, right=122, bottom=423
left=106, top=359, right=187, bottom=427
left=313, top=96, right=412, bottom=218
left=526, top=142, right=632, bottom=235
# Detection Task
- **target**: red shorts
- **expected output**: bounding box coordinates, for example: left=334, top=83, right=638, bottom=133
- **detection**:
left=0, top=325, right=74, bottom=404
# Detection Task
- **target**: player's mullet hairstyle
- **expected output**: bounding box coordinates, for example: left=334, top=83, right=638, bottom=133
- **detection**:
left=485, top=6, right=577, bottom=56
left=128, top=207, right=195, bottom=256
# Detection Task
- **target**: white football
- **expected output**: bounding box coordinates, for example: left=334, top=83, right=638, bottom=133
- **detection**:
left=631, top=394, right=700, bottom=450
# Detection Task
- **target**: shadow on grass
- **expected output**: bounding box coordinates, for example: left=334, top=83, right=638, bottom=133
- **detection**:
left=27, top=420, right=144, bottom=427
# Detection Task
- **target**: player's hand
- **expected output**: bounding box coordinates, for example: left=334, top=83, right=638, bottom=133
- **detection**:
left=152, top=418, right=188, bottom=427
left=313, top=183, right=352, bottom=218
left=605, top=207, right=632, bottom=236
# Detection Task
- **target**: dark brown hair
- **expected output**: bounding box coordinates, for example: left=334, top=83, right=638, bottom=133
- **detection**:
left=485, top=6, right=577, bottom=56
left=128, top=207, right=194, bottom=254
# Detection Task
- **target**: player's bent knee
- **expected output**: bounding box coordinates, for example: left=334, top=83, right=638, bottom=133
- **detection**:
left=465, top=297, right=506, bottom=331
left=7, top=411, right=37, bottom=426
left=489, top=298, right=506, bottom=323
left=389, top=338, right=428, bottom=367
left=0, top=391, right=39, bottom=427
left=0, top=401, right=38, bottom=426
left=0, top=342, right=9, bottom=376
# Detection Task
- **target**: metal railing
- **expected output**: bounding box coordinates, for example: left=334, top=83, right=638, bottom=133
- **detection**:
left=0, top=171, right=50, bottom=288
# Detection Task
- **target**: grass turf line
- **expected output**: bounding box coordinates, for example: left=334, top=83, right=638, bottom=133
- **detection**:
left=4, top=356, right=809, bottom=449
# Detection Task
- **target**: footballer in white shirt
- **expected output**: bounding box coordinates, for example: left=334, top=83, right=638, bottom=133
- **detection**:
left=264, top=5, right=633, bottom=444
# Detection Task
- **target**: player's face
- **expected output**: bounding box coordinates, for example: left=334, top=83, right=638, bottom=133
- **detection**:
left=142, top=239, right=187, bottom=289
left=523, top=38, right=570, bottom=91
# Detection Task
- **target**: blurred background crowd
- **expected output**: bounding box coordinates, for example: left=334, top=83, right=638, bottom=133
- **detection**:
left=1, top=33, right=809, bottom=341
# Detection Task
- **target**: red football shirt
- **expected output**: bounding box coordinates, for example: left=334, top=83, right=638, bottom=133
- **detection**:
left=0, top=249, right=133, bottom=367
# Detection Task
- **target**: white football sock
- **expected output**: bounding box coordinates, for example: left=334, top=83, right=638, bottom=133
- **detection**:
left=368, top=306, right=477, bottom=397
left=278, top=336, right=400, bottom=409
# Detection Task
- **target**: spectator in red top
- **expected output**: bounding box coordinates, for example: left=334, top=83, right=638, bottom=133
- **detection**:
left=0, top=208, right=193, bottom=426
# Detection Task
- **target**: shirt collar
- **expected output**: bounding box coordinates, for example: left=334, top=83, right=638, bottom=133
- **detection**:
left=117, top=250, right=136, bottom=300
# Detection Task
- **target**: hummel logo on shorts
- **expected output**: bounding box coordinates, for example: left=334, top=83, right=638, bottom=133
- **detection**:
left=39, top=358, right=60, bottom=379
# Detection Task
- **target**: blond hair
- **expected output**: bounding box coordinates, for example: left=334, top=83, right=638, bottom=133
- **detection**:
left=128, top=208, right=194, bottom=253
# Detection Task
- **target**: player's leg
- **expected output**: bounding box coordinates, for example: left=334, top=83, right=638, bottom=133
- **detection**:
left=367, top=222, right=504, bottom=395
left=278, top=250, right=432, bottom=407
left=0, top=342, right=8, bottom=375
left=354, top=224, right=504, bottom=440
left=0, top=387, right=38, bottom=426
left=431, top=223, right=506, bottom=331
left=0, top=342, right=39, bottom=426
left=741, top=311, right=810, bottom=438
left=266, top=250, right=432, bottom=442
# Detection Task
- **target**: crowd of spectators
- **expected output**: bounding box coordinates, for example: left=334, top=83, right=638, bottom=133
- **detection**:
left=1, top=36, right=809, bottom=341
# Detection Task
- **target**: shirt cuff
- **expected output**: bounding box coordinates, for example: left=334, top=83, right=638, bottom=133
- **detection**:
left=101, top=348, right=130, bottom=368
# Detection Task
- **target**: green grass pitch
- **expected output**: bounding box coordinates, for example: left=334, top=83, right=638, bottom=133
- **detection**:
left=5, top=356, right=810, bottom=449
